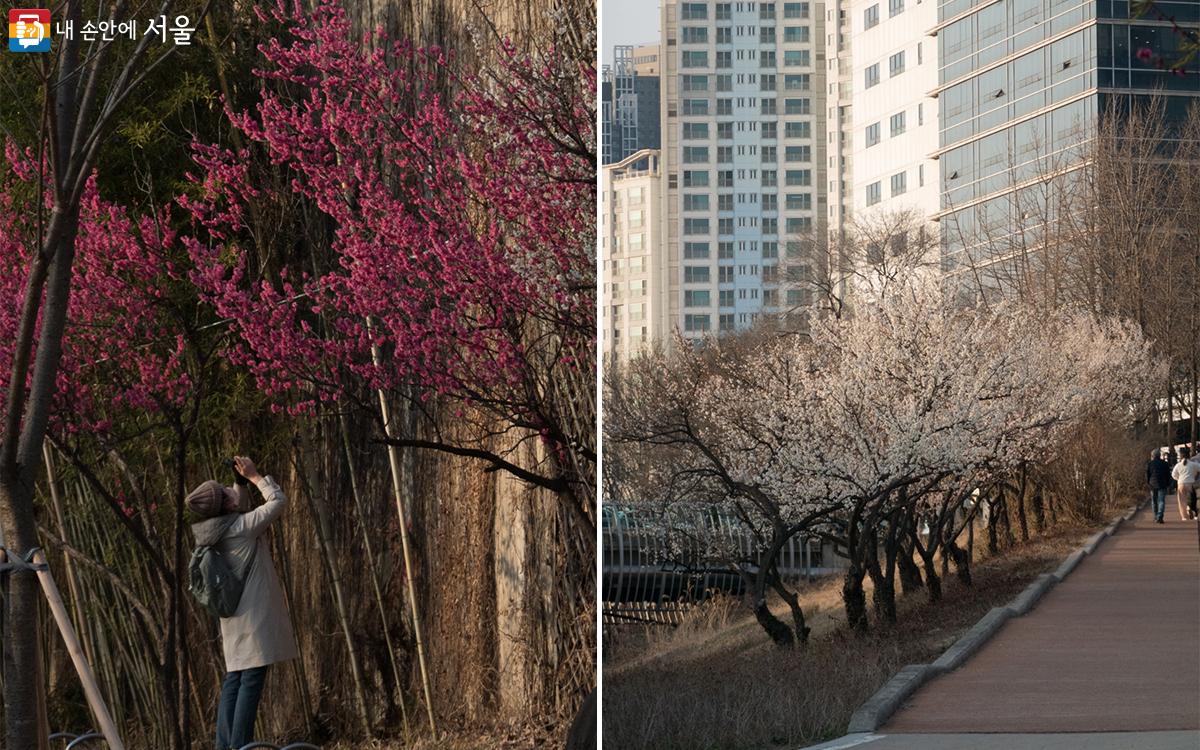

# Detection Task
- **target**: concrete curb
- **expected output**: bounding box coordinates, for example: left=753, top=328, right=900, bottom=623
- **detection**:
left=846, top=664, right=931, bottom=733
left=929, top=606, right=1013, bottom=675
left=1051, top=548, right=1086, bottom=580
left=800, top=733, right=878, bottom=750
left=1006, top=573, right=1057, bottom=616
left=1081, top=530, right=1107, bottom=554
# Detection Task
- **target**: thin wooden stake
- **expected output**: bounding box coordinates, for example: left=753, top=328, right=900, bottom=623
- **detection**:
left=368, top=321, right=437, bottom=737
left=0, top=550, right=125, bottom=750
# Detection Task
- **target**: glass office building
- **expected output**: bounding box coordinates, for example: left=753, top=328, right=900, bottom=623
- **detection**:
left=934, top=0, right=1199, bottom=286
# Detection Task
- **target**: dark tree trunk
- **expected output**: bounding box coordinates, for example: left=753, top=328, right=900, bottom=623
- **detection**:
left=897, top=544, right=924, bottom=596
left=752, top=598, right=795, bottom=648
left=1032, top=487, right=1045, bottom=532
left=842, top=561, right=869, bottom=633
left=768, top=572, right=810, bottom=644
left=0, top=473, right=44, bottom=750
left=920, top=552, right=942, bottom=602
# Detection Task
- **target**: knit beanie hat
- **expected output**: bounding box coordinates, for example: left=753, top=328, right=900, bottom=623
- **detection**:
left=185, top=480, right=226, bottom=519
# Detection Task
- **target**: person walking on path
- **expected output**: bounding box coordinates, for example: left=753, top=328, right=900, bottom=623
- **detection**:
left=1146, top=448, right=1172, bottom=523
left=1170, top=447, right=1200, bottom=522
left=186, top=456, right=299, bottom=750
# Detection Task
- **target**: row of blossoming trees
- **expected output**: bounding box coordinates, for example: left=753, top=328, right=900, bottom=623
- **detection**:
left=606, top=281, right=1159, bottom=647
left=0, top=0, right=594, bottom=746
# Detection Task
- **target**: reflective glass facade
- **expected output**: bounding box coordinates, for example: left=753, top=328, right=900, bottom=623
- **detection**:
left=936, top=0, right=1199, bottom=278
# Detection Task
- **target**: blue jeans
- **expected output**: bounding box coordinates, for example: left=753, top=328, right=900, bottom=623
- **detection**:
left=1150, top=488, right=1166, bottom=521
left=216, top=666, right=268, bottom=750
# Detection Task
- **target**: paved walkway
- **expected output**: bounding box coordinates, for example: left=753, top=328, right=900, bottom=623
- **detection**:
left=806, top=508, right=1199, bottom=750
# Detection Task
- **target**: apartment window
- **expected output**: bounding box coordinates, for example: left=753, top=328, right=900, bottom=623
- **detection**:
left=718, top=266, right=735, bottom=283
left=684, top=171, right=710, bottom=189
left=682, top=74, right=709, bottom=92
left=761, top=50, right=777, bottom=68
left=717, top=146, right=733, bottom=164
left=785, top=193, right=812, bottom=210
left=683, top=51, right=709, bottom=68
left=681, top=2, right=708, bottom=20
left=719, top=290, right=735, bottom=307
left=717, top=74, right=733, bottom=92
left=762, top=170, right=778, bottom=187
left=761, top=98, right=778, bottom=115
left=682, top=27, right=708, bottom=44
left=865, top=63, right=879, bottom=88
left=718, top=217, right=734, bottom=235
left=761, top=26, right=776, bottom=44
left=683, top=146, right=710, bottom=163
left=888, top=0, right=904, bottom=17
left=763, top=217, right=778, bottom=235
left=760, top=74, right=777, bottom=91
left=785, top=217, right=812, bottom=234
left=716, top=3, right=732, bottom=21
left=719, top=241, right=735, bottom=259
left=684, top=194, right=710, bottom=211
left=890, top=111, right=906, bottom=136
left=718, top=171, right=734, bottom=187
left=717, top=122, right=733, bottom=139
left=866, top=122, right=881, bottom=147
left=718, top=194, right=734, bottom=211
left=918, top=102, right=924, bottom=126
left=784, top=26, right=810, bottom=43
left=717, top=99, right=733, bottom=116
left=684, top=266, right=712, bottom=284
left=683, top=99, right=709, bottom=115
left=716, top=26, right=732, bottom=44
left=762, top=241, right=779, bottom=258
left=864, top=4, right=879, bottom=29
left=761, top=2, right=778, bottom=19
left=866, top=181, right=882, bottom=206
left=761, top=146, right=777, bottom=163
left=784, top=97, right=811, bottom=115
left=785, top=145, right=811, bottom=162
left=684, top=314, right=711, bottom=332
left=716, top=51, right=732, bottom=68
left=784, top=50, right=810, bottom=67
left=628, top=209, right=644, bottom=229
left=683, top=122, right=710, bottom=140
left=683, top=218, right=710, bottom=235
left=785, top=121, right=811, bottom=138
left=762, top=193, right=778, bottom=210
left=783, top=2, right=810, bottom=19
left=719, top=314, right=735, bottom=331
left=684, top=242, right=710, bottom=259
left=918, top=164, right=925, bottom=186
left=762, top=121, right=778, bottom=139
left=891, top=171, right=907, bottom=196
left=784, top=74, right=810, bottom=90
left=785, top=169, right=811, bottom=186
left=889, top=51, right=905, bottom=78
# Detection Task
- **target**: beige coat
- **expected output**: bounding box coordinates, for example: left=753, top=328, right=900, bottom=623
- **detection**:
left=191, top=476, right=299, bottom=672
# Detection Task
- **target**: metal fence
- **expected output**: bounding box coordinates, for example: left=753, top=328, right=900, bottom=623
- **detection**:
left=602, top=505, right=846, bottom=628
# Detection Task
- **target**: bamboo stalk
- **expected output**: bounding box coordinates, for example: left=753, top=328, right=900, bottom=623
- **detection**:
left=339, top=409, right=412, bottom=740
left=368, top=324, right=438, bottom=737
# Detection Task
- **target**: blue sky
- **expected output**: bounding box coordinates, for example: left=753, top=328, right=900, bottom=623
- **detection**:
left=602, top=0, right=661, bottom=67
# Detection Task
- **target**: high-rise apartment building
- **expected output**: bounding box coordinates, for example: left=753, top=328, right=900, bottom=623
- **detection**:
left=603, top=46, right=662, bottom=165
left=849, top=0, right=938, bottom=222
left=602, top=150, right=672, bottom=361
left=934, top=0, right=1200, bottom=286
left=660, top=0, right=827, bottom=343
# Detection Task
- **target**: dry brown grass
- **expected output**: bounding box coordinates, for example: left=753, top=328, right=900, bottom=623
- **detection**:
left=602, top=526, right=1096, bottom=750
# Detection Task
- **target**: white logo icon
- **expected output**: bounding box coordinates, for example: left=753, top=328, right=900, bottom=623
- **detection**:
left=15, top=14, right=46, bottom=48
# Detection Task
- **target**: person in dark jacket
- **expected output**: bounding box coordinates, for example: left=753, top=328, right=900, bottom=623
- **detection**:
left=1146, top=448, right=1172, bottom=524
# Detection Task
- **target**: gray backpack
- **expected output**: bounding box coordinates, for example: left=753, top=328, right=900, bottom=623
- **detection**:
left=188, top=534, right=257, bottom=618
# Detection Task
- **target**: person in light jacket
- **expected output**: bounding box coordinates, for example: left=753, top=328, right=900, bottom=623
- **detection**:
left=186, top=456, right=298, bottom=750
left=1170, top=447, right=1200, bottom=522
